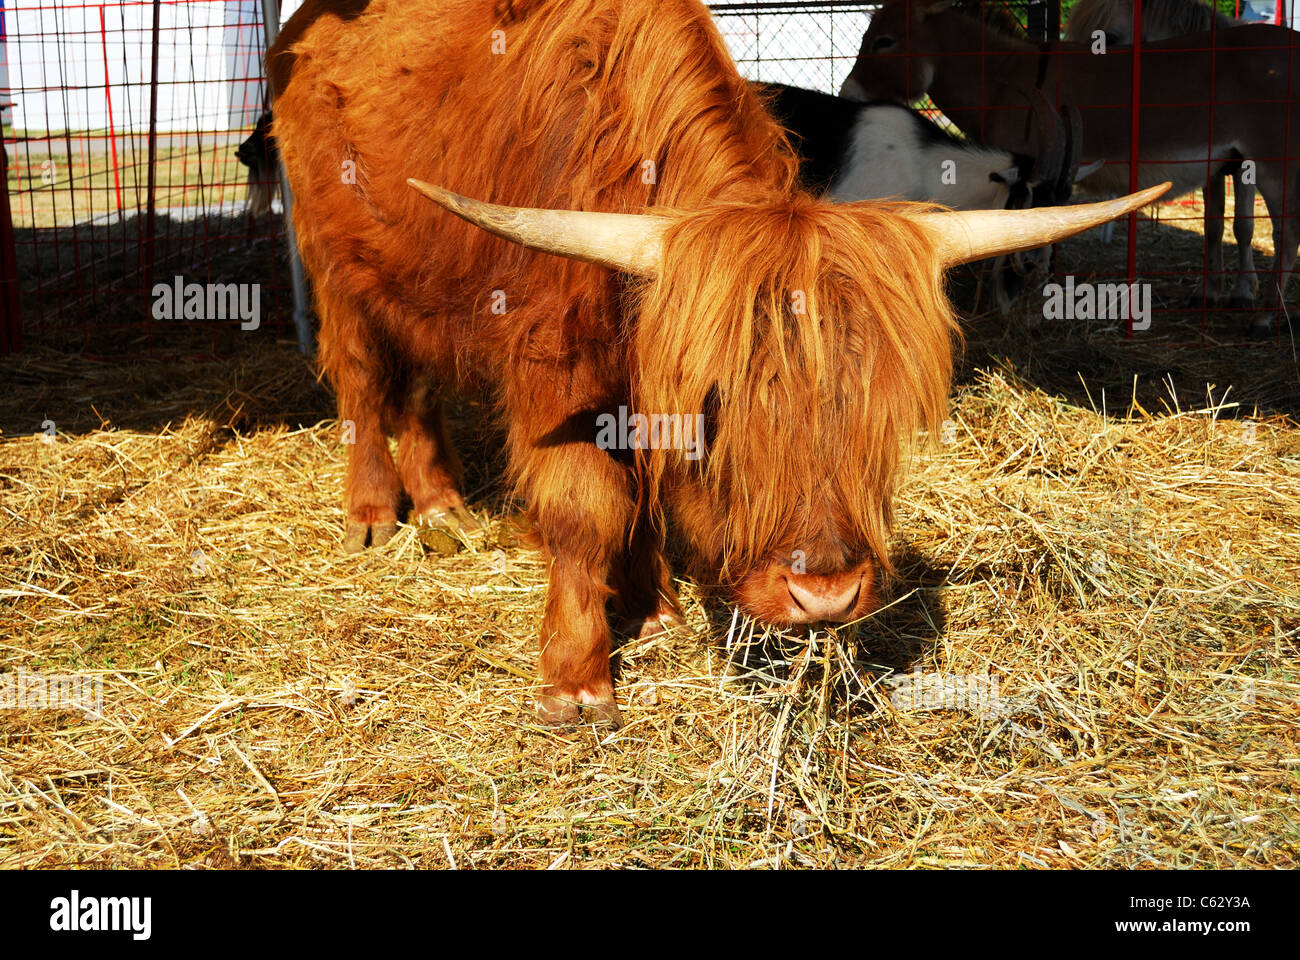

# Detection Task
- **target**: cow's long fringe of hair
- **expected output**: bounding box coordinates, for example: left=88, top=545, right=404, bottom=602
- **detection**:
left=631, top=197, right=957, bottom=577
left=1063, top=0, right=1233, bottom=45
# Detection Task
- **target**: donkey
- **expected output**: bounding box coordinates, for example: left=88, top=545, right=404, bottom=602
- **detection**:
left=841, top=0, right=1300, bottom=331
left=1064, top=0, right=1256, bottom=307
left=1066, top=0, right=1233, bottom=47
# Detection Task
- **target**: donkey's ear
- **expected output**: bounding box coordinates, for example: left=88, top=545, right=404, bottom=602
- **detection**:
left=919, top=0, right=955, bottom=16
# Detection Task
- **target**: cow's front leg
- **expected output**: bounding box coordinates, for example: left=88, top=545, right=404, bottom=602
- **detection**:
left=508, top=403, right=634, bottom=727
left=537, top=543, right=621, bottom=726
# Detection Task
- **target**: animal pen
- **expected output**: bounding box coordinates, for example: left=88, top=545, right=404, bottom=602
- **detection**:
left=1, top=0, right=1296, bottom=877
left=7, top=0, right=1296, bottom=358
left=1, top=0, right=294, bottom=356
left=0, top=0, right=874, bottom=358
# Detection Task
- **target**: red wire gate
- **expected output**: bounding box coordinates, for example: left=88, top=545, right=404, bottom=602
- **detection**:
left=1, top=0, right=289, bottom=358
left=1095, top=0, right=1294, bottom=342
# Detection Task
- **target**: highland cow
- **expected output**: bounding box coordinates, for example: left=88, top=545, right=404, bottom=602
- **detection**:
left=270, top=0, right=1163, bottom=725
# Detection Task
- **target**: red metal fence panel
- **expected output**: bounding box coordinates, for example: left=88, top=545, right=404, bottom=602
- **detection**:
left=3, top=0, right=289, bottom=358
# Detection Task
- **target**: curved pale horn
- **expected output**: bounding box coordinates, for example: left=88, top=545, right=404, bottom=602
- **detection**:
left=411, top=178, right=1171, bottom=276
left=911, top=182, right=1171, bottom=268
left=408, top=179, right=667, bottom=276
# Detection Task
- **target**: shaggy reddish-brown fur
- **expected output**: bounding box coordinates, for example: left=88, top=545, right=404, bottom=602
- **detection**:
left=271, top=0, right=957, bottom=723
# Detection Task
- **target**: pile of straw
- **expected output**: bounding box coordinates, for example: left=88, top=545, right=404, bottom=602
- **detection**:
left=1, top=333, right=1296, bottom=868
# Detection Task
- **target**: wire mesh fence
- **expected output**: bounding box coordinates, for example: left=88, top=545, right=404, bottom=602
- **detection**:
left=2, top=0, right=287, bottom=357
left=2, top=0, right=1297, bottom=356
left=711, top=1, right=877, bottom=92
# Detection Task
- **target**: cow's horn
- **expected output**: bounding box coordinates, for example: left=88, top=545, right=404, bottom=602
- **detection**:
left=407, top=179, right=667, bottom=276
left=911, top=182, right=1171, bottom=268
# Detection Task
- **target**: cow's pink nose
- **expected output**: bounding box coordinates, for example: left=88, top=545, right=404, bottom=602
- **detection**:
left=785, top=572, right=862, bottom=622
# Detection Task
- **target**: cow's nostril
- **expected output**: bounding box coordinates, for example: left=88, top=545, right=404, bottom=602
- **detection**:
left=786, top=574, right=862, bottom=622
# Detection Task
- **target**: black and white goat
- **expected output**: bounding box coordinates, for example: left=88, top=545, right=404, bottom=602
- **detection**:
left=757, top=82, right=1096, bottom=312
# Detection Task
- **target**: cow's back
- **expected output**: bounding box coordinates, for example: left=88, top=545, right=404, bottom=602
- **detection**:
left=271, top=0, right=799, bottom=387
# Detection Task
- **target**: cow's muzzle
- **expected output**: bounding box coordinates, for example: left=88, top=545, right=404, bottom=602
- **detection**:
left=735, top=558, right=877, bottom=626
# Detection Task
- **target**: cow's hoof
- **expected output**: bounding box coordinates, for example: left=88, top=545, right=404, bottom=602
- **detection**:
left=413, top=506, right=481, bottom=554
left=537, top=695, right=580, bottom=725
left=343, top=520, right=399, bottom=553
left=536, top=695, right=621, bottom=729
left=636, top=611, right=683, bottom=641
left=495, top=511, right=533, bottom=549
left=445, top=505, right=483, bottom=535
left=582, top=699, right=622, bottom=728
left=416, top=505, right=481, bottom=534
